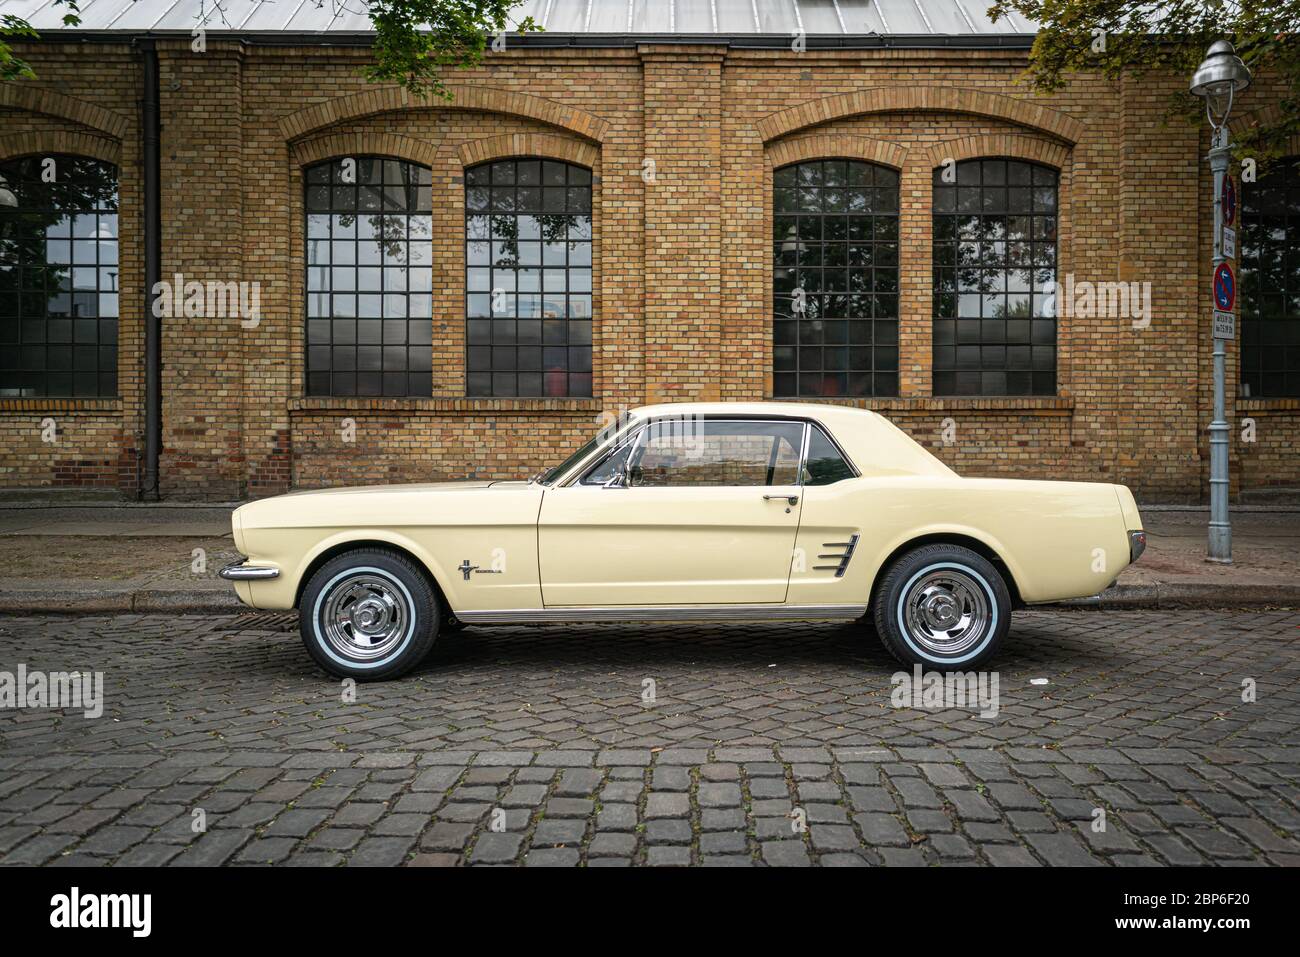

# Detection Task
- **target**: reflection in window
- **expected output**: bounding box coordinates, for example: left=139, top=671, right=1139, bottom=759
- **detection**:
left=773, top=160, right=899, bottom=397
left=1240, top=157, right=1300, bottom=397
left=465, top=159, right=592, bottom=397
left=932, top=159, right=1058, bottom=396
left=629, top=419, right=804, bottom=487
left=304, top=157, right=433, bottom=397
left=0, top=155, right=119, bottom=397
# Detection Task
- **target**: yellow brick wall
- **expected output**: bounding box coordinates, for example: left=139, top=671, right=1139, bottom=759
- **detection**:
left=0, top=40, right=1294, bottom=501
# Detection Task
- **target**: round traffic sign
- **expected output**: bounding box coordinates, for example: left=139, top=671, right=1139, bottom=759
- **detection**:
left=1213, top=261, right=1235, bottom=311
left=1223, top=177, right=1237, bottom=227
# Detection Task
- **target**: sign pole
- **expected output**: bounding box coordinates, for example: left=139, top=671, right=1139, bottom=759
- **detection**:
left=1207, top=125, right=1233, bottom=563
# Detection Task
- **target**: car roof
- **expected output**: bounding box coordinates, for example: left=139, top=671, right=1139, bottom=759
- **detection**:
left=626, top=402, right=954, bottom=479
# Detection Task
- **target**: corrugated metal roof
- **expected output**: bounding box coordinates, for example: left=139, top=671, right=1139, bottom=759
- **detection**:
left=0, top=0, right=1038, bottom=36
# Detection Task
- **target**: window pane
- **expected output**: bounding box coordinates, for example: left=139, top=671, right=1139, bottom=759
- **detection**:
left=1241, top=157, right=1300, bottom=397
left=630, top=419, right=805, bottom=487
left=0, top=155, right=118, bottom=397
left=774, top=160, right=898, bottom=397
left=304, top=156, right=432, bottom=396
left=803, top=425, right=855, bottom=485
left=466, top=158, right=593, bottom=396
left=932, top=159, right=1058, bottom=395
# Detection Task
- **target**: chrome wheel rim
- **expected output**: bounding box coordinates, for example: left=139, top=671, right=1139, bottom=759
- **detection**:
left=318, top=571, right=410, bottom=662
left=902, top=568, right=991, bottom=657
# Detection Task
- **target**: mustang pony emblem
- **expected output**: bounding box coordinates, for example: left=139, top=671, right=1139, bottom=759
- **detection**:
left=459, top=559, right=501, bottom=581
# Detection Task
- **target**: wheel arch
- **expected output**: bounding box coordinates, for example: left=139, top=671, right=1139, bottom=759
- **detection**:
left=867, top=531, right=1025, bottom=610
left=293, top=535, right=452, bottom=615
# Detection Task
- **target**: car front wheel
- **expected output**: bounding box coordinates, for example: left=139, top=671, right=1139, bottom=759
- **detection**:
left=873, top=544, right=1010, bottom=670
left=298, top=548, right=439, bottom=681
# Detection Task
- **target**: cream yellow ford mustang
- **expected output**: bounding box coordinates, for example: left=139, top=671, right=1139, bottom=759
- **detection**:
left=221, top=402, right=1145, bottom=680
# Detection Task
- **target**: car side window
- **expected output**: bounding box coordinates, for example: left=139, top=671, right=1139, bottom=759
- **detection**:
left=803, top=426, right=856, bottom=486
left=628, top=419, right=804, bottom=487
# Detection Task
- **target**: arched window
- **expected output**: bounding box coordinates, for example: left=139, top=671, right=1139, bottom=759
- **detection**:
left=0, top=155, right=119, bottom=397
left=464, top=158, right=592, bottom=397
left=932, top=159, right=1058, bottom=396
left=304, top=157, right=433, bottom=397
left=1240, top=157, right=1300, bottom=397
left=773, top=160, right=899, bottom=397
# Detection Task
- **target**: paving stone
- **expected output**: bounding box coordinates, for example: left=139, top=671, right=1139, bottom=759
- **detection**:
left=588, top=832, right=637, bottom=857
left=533, top=818, right=586, bottom=846
left=645, top=820, right=692, bottom=845
left=645, top=792, right=690, bottom=819
left=645, top=846, right=691, bottom=866
left=761, top=840, right=811, bottom=867
left=469, top=832, right=522, bottom=865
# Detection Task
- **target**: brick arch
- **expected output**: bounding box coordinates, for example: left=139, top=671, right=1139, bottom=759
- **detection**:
left=290, top=131, right=439, bottom=170
left=0, top=130, right=122, bottom=165
left=457, top=133, right=598, bottom=170
left=0, top=85, right=129, bottom=141
left=278, top=85, right=609, bottom=144
left=757, top=86, right=1084, bottom=145
left=766, top=134, right=908, bottom=172
left=922, top=133, right=1071, bottom=171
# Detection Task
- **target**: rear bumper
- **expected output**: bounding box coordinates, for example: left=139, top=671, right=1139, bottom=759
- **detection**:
left=219, top=560, right=280, bottom=581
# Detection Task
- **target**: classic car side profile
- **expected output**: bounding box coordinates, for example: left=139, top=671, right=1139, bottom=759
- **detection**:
left=221, top=402, right=1146, bottom=680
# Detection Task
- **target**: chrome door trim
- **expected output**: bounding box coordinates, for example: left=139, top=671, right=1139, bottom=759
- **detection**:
left=456, top=603, right=866, bottom=624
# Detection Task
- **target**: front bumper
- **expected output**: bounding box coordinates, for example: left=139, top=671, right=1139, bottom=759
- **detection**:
left=1129, top=529, right=1147, bottom=564
left=219, top=559, right=280, bottom=581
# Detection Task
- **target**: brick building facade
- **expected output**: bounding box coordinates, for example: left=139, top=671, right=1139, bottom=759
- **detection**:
left=0, top=4, right=1296, bottom=502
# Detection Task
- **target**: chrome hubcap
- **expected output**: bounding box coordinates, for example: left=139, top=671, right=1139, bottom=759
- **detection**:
left=319, top=572, right=410, bottom=661
left=902, top=569, right=990, bottom=657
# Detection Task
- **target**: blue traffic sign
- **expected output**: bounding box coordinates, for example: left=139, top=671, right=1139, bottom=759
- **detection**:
left=1213, top=262, right=1235, bottom=312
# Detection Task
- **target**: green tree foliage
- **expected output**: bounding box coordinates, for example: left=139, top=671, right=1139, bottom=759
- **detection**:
left=1, top=1, right=535, bottom=97
left=988, top=1, right=1300, bottom=159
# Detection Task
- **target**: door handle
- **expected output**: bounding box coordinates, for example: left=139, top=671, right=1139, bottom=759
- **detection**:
left=763, top=494, right=799, bottom=505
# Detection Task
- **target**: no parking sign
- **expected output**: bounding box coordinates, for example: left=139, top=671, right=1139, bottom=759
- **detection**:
left=1213, top=261, right=1236, bottom=340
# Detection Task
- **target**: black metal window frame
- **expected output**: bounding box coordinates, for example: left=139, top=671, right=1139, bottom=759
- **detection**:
left=932, top=158, right=1059, bottom=397
left=464, top=157, right=593, bottom=398
left=773, top=159, right=900, bottom=398
left=304, top=156, right=434, bottom=398
left=1240, top=156, right=1300, bottom=397
left=0, top=154, right=120, bottom=398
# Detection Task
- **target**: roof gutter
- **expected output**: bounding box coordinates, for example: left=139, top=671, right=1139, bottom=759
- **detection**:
left=24, top=31, right=1038, bottom=51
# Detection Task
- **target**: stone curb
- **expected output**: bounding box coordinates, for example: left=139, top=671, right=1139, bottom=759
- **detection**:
left=1051, top=583, right=1300, bottom=610
left=0, top=588, right=243, bottom=615
left=0, top=583, right=1296, bottom=616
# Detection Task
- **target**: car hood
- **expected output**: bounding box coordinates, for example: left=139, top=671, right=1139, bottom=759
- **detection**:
left=234, top=479, right=540, bottom=533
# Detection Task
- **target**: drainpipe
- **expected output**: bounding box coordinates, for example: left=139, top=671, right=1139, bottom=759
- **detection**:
left=140, top=39, right=162, bottom=500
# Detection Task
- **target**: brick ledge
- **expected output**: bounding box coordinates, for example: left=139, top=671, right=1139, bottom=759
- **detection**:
left=774, top=396, right=1075, bottom=415
left=289, top=397, right=603, bottom=415
left=0, top=398, right=124, bottom=415
left=1238, top=398, right=1300, bottom=412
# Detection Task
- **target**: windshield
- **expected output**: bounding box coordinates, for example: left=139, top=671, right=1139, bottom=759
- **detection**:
left=537, top=416, right=638, bottom=486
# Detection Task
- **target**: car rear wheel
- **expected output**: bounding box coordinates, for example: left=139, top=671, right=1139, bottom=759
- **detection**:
left=873, top=544, right=1010, bottom=670
left=299, top=548, right=438, bottom=681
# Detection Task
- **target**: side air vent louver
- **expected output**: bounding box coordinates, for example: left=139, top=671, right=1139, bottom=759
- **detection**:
left=813, top=533, right=860, bottom=578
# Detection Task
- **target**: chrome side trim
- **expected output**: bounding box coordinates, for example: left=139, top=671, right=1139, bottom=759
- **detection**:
left=219, top=560, right=281, bottom=581
left=457, top=603, right=867, bottom=624
left=812, top=533, right=860, bottom=578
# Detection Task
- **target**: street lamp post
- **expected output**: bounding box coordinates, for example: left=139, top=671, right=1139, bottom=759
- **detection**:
left=1190, top=40, right=1252, bottom=564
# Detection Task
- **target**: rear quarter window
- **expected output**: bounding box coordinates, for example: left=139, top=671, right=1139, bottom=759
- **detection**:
left=804, top=426, right=856, bottom=485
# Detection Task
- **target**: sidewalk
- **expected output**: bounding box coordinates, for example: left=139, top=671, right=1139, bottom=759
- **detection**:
left=0, top=503, right=1295, bottom=614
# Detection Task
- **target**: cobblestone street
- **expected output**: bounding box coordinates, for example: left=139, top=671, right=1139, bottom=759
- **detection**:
left=0, top=609, right=1297, bottom=867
